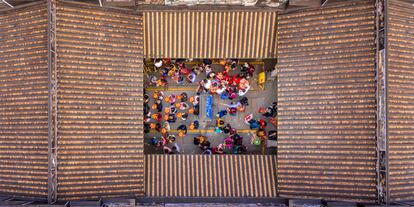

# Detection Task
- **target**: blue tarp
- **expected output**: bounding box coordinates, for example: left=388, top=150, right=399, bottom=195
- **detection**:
left=206, top=95, right=213, bottom=119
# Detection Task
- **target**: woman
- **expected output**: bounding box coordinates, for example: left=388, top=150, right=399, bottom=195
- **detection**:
left=189, top=95, right=200, bottom=106
left=212, top=144, right=225, bottom=154
left=165, top=94, right=176, bottom=105
left=179, top=102, right=189, bottom=110
left=216, top=85, right=226, bottom=95
left=238, top=79, right=250, bottom=96
left=224, top=136, right=234, bottom=149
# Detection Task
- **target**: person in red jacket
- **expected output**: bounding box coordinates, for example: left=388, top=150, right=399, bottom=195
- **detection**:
left=259, top=119, right=267, bottom=129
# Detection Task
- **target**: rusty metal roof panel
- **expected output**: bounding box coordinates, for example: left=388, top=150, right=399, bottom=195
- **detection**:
left=0, top=3, right=48, bottom=199
left=143, top=11, right=277, bottom=59
left=276, top=0, right=377, bottom=202
left=145, top=154, right=277, bottom=197
left=387, top=0, right=414, bottom=202
left=56, top=2, right=145, bottom=200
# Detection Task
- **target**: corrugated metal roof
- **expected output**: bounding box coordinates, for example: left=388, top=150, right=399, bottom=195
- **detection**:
left=387, top=0, right=414, bottom=202
left=143, top=11, right=277, bottom=59
left=145, top=155, right=277, bottom=197
left=276, top=0, right=377, bottom=202
left=55, top=2, right=145, bottom=200
left=0, top=3, right=48, bottom=199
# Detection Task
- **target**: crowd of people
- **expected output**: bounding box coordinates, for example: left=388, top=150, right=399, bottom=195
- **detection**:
left=149, top=59, right=253, bottom=100
left=144, top=58, right=276, bottom=154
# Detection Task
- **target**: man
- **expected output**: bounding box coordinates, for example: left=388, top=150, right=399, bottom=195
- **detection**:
left=193, top=104, right=200, bottom=115
left=172, top=143, right=180, bottom=154
left=177, top=124, right=187, bottom=137
left=217, top=110, right=227, bottom=118
left=249, top=119, right=260, bottom=130
left=240, top=97, right=249, bottom=106
left=163, top=146, right=172, bottom=154
left=179, top=92, right=188, bottom=102
left=166, top=113, right=177, bottom=123
left=189, top=120, right=200, bottom=130
left=155, top=99, right=163, bottom=112
left=221, top=124, right=232, bottom=134
left=154, top=59, right=163, bottom=68
left=186, top=72, right=196, bottom=83
left=193, top=135, right=207, bottom=145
